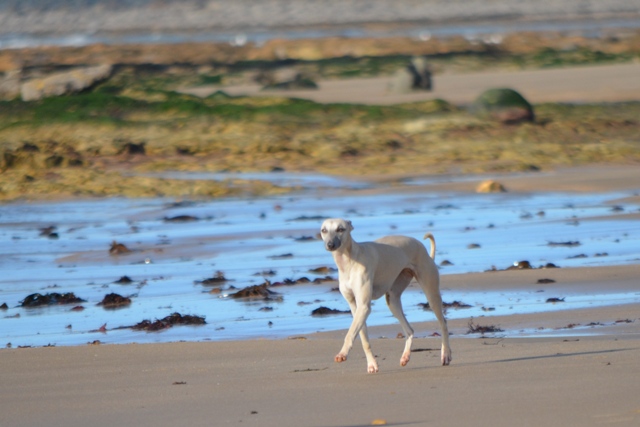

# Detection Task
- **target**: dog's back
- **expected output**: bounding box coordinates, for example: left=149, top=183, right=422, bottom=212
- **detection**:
left=375, top=235, right=433, bottom=262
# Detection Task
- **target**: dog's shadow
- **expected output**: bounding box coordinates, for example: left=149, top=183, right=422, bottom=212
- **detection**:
left=368, top=346, right=636, bottom=373
left=489, top=346, right=636, bottom=364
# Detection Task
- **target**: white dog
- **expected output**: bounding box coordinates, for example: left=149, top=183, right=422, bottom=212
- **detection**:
left=320, top=218, right=452, bottom=373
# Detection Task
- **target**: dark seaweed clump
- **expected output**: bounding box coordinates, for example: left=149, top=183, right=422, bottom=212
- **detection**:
left=20, top=292, right=86, bottom=307
left=229, top=283, right=281, bottom=300
left=195, top=270, right=228, bottom=285
left=130, top=312, right=206, bottom=332
left=163, top=215, right=199, bottom=222
left=467, top=318, right=504, bottom=335
left=109, top=241, right=131, bottom=255
left=98, top=293, right=132, bottom=308
left=420, top=300, right=471, bottom=310
left=311, top=306, right=350, bottom=316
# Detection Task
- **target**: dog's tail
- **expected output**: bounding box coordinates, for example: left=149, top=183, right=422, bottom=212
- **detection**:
left=423, top=233, right=436, bottom=260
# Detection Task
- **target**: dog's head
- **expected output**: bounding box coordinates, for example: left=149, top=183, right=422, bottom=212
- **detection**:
left=320, top=218, right=353, bottom=252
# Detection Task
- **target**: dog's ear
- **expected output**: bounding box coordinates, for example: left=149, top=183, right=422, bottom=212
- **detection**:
left=347, top=220, right=354, bottom=231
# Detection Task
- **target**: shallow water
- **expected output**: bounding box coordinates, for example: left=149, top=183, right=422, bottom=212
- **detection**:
left=1, top=174, right=639, bottom=347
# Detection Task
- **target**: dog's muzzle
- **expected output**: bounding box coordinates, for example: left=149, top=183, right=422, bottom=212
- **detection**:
left=325, top=238, right=340, bottom=251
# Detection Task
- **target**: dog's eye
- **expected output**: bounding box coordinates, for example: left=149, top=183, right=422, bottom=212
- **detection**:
left=337, top=227, right=345, bottom=233
left=321, top=228, right=327, bottom=234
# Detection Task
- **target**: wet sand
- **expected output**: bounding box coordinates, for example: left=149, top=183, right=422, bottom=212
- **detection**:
left=1, top=167, right=639, bottom=427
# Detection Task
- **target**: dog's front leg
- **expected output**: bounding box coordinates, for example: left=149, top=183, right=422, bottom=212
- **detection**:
left=337, top=294, right=378, bottom=373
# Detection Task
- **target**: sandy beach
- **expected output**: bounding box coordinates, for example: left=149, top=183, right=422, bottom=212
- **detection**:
left=1, top=2, right=640, bottom=425
left=1, top=166, right=639, bottom=427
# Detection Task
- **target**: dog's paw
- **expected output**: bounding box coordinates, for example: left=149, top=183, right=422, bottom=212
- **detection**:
left=400, top=353, right=411, bottom=367
left=335, top=353, right=347, bottom=363
left=367, top=363, right=379, bottom=374
left=441, top=347, right=452, bottom=366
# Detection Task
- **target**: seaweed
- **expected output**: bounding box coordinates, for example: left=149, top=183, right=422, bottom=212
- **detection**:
left=129, top=312, right=206, bottom=332
left=229, top=283, right=281, bottom=300
left=308, top=266, right=337, bottom=275
left=311, top=306, right=350, bottom=316
left=20, top=292, right=86, bottom=307
left=270, top=276, right=319, bottom=286
left=268, top=253, right=293, bottom=259
left=195, top=271, right=228, bottom=285
left=163, top=215, right=199, bottom=222
left=548, top=241, right=581, bottom=247
left=109, top=241, right=131, bottom=255
left=98, top=293, right=132, bottom=309
left=467, top=318, right=504, bottom=335
left=420, top=300, right=471, bottom=310
left=39, top=225, right=58, bottom=238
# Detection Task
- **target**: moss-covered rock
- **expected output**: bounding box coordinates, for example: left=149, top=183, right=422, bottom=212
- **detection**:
left=471, top=88, right=534, bottom=124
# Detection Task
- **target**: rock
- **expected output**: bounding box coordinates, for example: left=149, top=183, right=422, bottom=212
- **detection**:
left=476, top=180, right=507, bottom=193
left=0, top=69, right=21, bottom=100
left=471, top=88, right=534, bottom=124
left=21, top=64, right=112, bottom=101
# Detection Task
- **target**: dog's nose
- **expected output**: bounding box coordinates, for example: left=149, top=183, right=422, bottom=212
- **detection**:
left=326, top=241, right=335, bottom=250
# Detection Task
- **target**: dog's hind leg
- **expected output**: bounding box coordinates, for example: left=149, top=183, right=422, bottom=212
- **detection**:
left=386, top=269, right=415, bottom=367
left=416, top=266, right=452, bottom=365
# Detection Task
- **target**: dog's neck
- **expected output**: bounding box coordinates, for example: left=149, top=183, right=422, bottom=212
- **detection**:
left=332, top=237, right=358, bottom=273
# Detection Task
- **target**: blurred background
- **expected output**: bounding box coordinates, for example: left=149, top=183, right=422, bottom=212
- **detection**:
left=1, top=0, right=640, bottom=48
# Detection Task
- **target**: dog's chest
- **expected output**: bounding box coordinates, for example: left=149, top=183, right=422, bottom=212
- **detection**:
left=333, top=252, right=351, bottom=274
